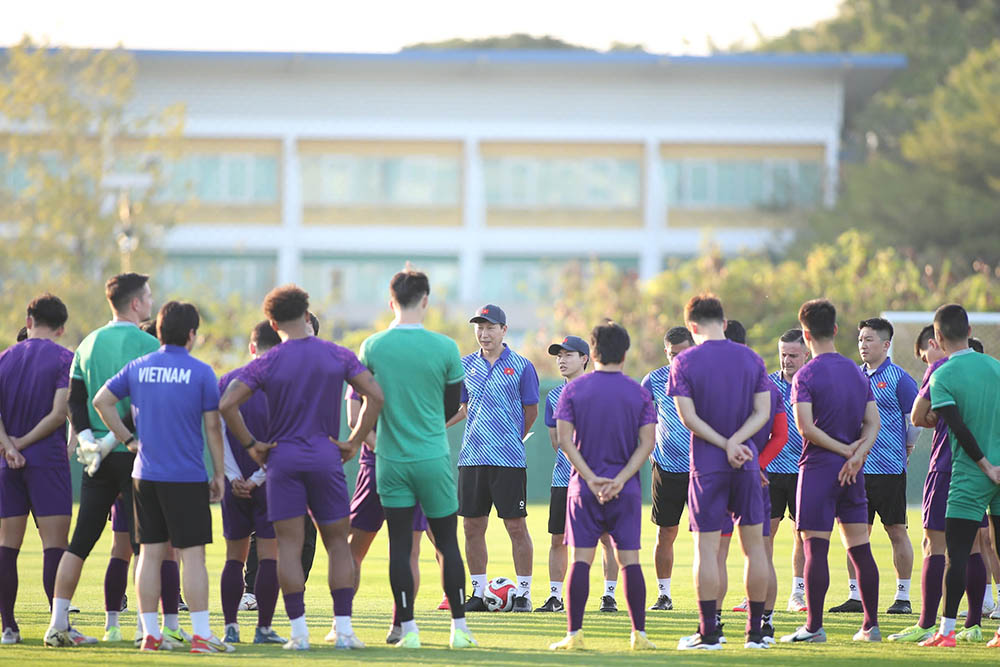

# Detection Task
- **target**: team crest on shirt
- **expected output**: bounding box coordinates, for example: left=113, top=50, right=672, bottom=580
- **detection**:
left=503, top=367, right=515, bottom=375
left=877, top=381, right=887, bottom=388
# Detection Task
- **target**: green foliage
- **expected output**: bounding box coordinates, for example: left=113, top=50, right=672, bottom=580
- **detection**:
left=402, top=33, right=592, bottom=51
left=0, top=37, right=185, bottom=347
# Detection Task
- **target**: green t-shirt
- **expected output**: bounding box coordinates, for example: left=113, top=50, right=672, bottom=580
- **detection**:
left=358, top=325, right=465, bottom=463
left=929, top=348, right=1000, bottom=479
left=71, top=320, right=160, bottom=449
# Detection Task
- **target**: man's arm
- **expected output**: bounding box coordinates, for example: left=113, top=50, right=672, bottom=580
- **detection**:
left=92, top=386, right=133, bottom=446
left=0, top=416, right=25, bottom=468
left=444, top=381, right=463, bottom=422
left=203, top=411, right=226, bottom=502
left=347, top=397, right=376, bottom=450
left=837, top=400, right=881, bottom=486
left=548, top=426, right=559, bottom=452
left=725, top=390, right=771, bottom=452
left=556, top=419, right=613, bottom=499
left=602, top=423, right=656, bottom=501
left=793, top=402, right=853, bottom=458
left=67, top=378, right=92, bottom=433
left=12, top=387, right=69, bottom=450
left=674, top=395, right=754, bottom=467
left=758, top=411, right=789, bottom=469
left=446, top=403, right=467, bottom=428
left=343, top=370, right=384, bottom=461
left=936, top=404, right=1000, bottom=483
left=522, top=403, right=538, bottom=437
left=911, top=395, right=937, bottom=428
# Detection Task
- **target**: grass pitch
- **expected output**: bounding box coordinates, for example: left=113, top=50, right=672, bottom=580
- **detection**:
left=3, top=504, right=997, bottom=664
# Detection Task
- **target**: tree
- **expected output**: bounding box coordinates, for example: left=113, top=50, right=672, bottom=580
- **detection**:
left=0, top=38, right=185, bottom=346
left=403, top=34, right=592, bottom=51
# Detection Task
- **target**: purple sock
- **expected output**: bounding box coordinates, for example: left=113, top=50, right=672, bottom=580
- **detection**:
left=331, top=587, right=353, bottom=617
left=698, top=599, right=717, bottom=636
left=42, top=547, right=63, bottom=608
left=621, top=564, right=646, bottom=632
left=255, top=559, right=278, bottom=628
left=284, top=591, right=305, bottom=620
left=919, top=554, right=945, bottom=628
left=804, top=537, right=830, bottom=633
left=0, top=546, right=19, bottom=632
left=104, top=557, right=129, bottom=613
left=221, top=559, right=244, bottom=625
left=747, top=600, right=765, bottom=634
left=847, top=543, right=880, bottom=631
left=160, top=559, right=180, bottom=615
left=566, top=561, right=590, bottom=633
left=965, top=553, right=987, bottom=628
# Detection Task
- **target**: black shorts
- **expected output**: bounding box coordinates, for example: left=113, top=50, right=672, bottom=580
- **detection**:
left=457, top=466, right=527, bottom=519
left=768, top=473, right=798, bottom=521
left=651, top=465, right=689, bottom=527
left=548, top=486, right=568, bottom=535
left=865, top=473, right=907, bottom=526
left=68, top=451, right=136, bottom=559
left=133, top=479, right=213, bottom=548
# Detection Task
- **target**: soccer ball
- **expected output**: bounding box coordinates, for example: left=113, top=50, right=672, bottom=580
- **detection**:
left=483, top=577, right=517, bottom=612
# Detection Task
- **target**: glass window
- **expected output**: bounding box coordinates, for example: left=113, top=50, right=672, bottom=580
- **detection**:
left=301, top=256, right=460, bottom=306
left=481, top=257, right=639, bottom=303
left=161, top=254, right=277, bottom=302
left=484, top=157, right=640, bottom=209
left=662, top=157, right=823, bottom=210
left=159, top=154, right=279, bottom=205
left=301, top=155, right=460, bottom=207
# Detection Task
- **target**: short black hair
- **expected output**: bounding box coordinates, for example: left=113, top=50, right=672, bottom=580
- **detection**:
left=724, top=319, right=747, bottom=345
left=779, top=328, right=805, bottom=345
left=914, top=324, right=935, bottom=358
left=105, top=273, right=149, bottom=312
left=798, top=299, right=837, bottom=340
left=590, top=320, right=630, bottom=365
left=664, top=326, right=694, bottom=346
left=251, top=320, right=281, bottom=350
left=969, top=337, right=985, bottom=354
left=684, top=293, right=724, bottom=325
left=156, top=301, right=199, bottom=346
left=263, top=284, right=310, bottom=323
left=27, top=293, right=68, bottom=329
left=934, top=304, right=969, bottom=343
left=16, top=327, right=27, bottom=342
left=308, top=312, right=320, bottom=337
left=139, top=319, right=157, bottom=337
left=858, top=317, right=894, bottom=341
left=390, top=270, right=431, bottom=308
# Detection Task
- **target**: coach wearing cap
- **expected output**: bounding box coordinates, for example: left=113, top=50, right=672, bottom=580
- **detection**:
left=447, top=304, right=539, bottom=613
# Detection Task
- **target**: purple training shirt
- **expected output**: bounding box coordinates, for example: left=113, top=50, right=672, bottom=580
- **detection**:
left=220, top=366, right=271, bottom=480
left=919, top=356, right=951, bottom=473
left=554, top=370, right=656, bottom=499
left=667, top=339, right=769, bottom=475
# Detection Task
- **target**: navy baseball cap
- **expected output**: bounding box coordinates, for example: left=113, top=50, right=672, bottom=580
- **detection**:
left=470, top=304, right=506, bottom=325
left=548, top=335, right=590, bottom=357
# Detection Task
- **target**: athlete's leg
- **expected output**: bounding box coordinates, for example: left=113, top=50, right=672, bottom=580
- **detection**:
left=920, top=529, right=947, bottom=628
left=0, top=515, right=28, bottom=632
left=566, top=546, right=597, bottom=633
left=504, top=517, right=533, bottom=579
left=384, top=507, right=417, bottom=626
left=840, top=522, right=879, bottom=631
left=221, top=537, right=250, bottom=627
left=615, top=548, right=645, bottom=634
left=694, top=530, right=722, bottom=635
left=599, top=533, right=617, bottom=600
left=347, top=528, right=377, bottom=592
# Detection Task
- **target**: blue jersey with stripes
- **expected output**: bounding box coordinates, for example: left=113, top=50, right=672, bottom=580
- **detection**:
left=544, top=382, right=572, bottom=487
left=861, top=357, right=918, bottom=475
left=641, top=365, right=690, bottom=473
left=766, top=370, right=803, bottom=474
left=458, top=344, right=540, bottom=468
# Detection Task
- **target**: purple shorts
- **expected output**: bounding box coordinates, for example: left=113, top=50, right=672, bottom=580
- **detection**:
left=761, top=481, right=772, bottom=538
left=111, top=497, right=130, bottom=532
left=0, top=464, right=72, bottom=518
left=796, top=464, right=868, bottom=532
left=923, top=471, right=949, bottom=532
left=350, top=463, right=428, bottom=533
left=265, top=463, right=349, bottom=524
left=688, top=469, right=764, bottom=533
left=222, top=481, right=275, bottom=540
left=565, top=490, right=641, bottom=551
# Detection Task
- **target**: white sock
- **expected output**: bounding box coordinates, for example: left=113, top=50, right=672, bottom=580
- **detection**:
left=604, top=580, right=617, bottom=599
left=141, top=612, right=161, bottom=639
left=848, top=579, right=861, bottom=601
left=550, top=581, right=564, bottom=600
left=987, top=583, right=995, bottom=604
left=334, top=615, right=353, bottom=635
left=136, top=615, right=143, bottom=633
left=50, top=598, right=70, bottom=630
left=633, top=629, right=647, bottom=638
left=995, top=582, right=1000, bottom=600
left=470, top=574, right=487, bottom=599
left=289, top=615, right=308, bottom=639
left=163, top=613, right=179, bottom=631
left=451, top=617, right=468, bottom=633
left=658, top=578, right=671, bottom=597
left=793, top=577, right=805, bottom=594
left=517, top=575, right=532, bottom=599
left=105, top=610, right=119, bottom=630
left=401, top=620, right=418, bottom=635
left=190, top=610, right=210, bottom=639
left=940, top=616, right=956, bottom=635
left=567, top=629, right=578, bottom=636
left=896, top=579, right=911, bottom=601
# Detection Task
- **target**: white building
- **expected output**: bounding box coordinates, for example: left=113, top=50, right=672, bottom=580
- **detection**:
left=126, top=49, right=904, bottom=325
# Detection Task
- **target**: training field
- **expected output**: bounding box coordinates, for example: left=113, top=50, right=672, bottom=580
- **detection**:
left=4, top=504, right=997, bottom=665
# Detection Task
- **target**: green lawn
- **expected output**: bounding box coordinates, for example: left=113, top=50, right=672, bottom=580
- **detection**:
left=3, top=504, right=998, bottom=664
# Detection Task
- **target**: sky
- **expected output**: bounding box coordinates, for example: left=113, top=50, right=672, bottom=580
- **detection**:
left=2, top=0, right=843, bottom=54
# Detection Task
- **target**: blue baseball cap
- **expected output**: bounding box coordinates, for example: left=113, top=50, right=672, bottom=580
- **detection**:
left=470, top=304, right=506, bottom=325
left=548, top=335, right=590, bottom=357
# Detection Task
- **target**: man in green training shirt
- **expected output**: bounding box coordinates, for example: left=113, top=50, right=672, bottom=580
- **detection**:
left=357, top=268, right=475, bottom=650
left=923, top=304, right=1000, bottom=648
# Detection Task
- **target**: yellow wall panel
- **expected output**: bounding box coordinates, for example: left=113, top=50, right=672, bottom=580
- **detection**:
left=659, top=144, right=826, bottom=160
left=174, top=204, right=281, bottom=224
left=480, top=142, right=643, bottom=159
left=486, top=209, right=642, bottom=228
left=298, top=140, right=463, bottom=157
left=303, top=206, right=462, bottom=226
left=666, top=209, right=807, bottom=229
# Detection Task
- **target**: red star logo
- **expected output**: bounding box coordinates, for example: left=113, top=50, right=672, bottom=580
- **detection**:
left=480, top=308, right=489, bottom=315
left=503, top=367, right=515, bottom=375
left=877, top=381, right=887, bottom=389
left=563, top=337, right=569, bottom=344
